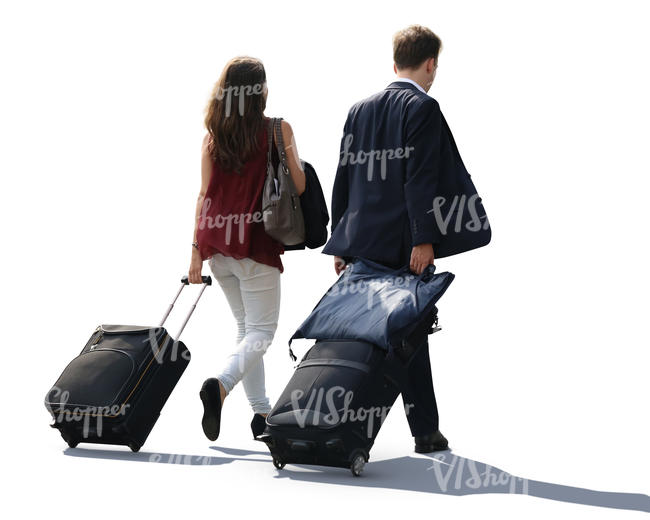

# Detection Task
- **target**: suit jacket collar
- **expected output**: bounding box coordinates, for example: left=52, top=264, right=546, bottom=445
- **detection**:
left=386, top=80, right=424, bottom=93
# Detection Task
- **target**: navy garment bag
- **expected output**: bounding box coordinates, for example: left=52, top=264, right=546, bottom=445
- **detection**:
left=289, top=258, right=455, bottom=360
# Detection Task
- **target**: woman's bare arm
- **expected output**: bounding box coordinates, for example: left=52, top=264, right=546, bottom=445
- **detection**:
left=188, top=134, right=214, bottom=283
left=276, top=120, right=306, bottom=195
left=193, top=134, right=214, bottom=241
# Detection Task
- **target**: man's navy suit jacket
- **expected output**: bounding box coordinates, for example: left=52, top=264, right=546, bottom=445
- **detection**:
left=322, top=81, right=490, bottom=268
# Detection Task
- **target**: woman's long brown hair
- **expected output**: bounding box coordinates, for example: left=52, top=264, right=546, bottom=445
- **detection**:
left=204, top=56, right=267, bottom=173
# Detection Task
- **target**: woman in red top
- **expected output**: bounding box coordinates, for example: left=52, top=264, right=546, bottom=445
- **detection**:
left=187, top=56, right=305, bottom=442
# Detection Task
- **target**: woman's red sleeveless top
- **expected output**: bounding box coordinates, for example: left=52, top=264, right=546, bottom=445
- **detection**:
left=196, top=123, right=284, bottom=272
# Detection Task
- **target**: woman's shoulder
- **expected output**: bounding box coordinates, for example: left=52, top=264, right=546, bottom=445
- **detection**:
left=267, top=118, right=294, bottom=143
left=201, top=132, right=213, bottom=156
left=265, top=116, right=292, bottom=127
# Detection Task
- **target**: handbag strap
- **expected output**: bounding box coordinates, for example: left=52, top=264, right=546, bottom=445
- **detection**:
left=266, top=117, right=275, bottom=171
left=269, top=117, right=290, bottom=175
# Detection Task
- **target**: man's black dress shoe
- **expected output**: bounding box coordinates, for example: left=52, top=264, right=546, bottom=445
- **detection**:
left=414, top=430, right=449, bottom=453
left=199, top=378, right=223, bottom=441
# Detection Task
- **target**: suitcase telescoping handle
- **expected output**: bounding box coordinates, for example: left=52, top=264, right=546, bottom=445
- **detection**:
left=159, top=275, right=212, bottom=340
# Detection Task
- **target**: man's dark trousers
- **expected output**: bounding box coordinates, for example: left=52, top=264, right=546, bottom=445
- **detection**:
left=401, top=335, right=440, bottom=436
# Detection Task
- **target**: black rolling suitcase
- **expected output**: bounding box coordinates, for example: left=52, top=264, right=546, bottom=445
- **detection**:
left=257, top=314, right=437, bottom=476
left=44, top=275, right=212, bottom=452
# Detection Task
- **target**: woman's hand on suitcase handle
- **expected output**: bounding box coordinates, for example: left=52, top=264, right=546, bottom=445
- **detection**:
left=188, top=248, right=204, bottom=284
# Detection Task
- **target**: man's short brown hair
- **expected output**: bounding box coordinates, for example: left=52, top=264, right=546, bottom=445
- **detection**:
left=393, top=25, right=442, bottom=70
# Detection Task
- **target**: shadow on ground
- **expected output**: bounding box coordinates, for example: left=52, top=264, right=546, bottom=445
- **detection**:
left=64, top=445, right=650, bottom=513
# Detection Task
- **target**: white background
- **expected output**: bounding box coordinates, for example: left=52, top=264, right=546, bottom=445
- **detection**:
left=1, top=0, right=649, bottom=518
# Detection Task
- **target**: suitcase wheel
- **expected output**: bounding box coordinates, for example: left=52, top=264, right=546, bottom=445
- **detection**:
left=128, top=442, right=141, bottom=453
left=272, top=457, right=285, bottom=470
left=349, top=449, right=368, bottom=477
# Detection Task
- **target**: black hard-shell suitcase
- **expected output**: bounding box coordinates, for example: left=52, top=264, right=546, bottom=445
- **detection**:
left=257, top=313, right=438, bottom=476
left=44, top=275, right=212, bottom=452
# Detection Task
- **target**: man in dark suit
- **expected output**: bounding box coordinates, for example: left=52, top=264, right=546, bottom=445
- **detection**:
left=323, top=25, right=458, bottom=453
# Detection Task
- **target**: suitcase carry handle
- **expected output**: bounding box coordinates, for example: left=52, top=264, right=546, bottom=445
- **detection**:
left=159, top=275, right=212, bottom=340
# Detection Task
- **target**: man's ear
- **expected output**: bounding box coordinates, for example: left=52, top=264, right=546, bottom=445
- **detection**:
left=393, top=63, right=398, bottom=74
left=427, top=57, right=436, bottom=74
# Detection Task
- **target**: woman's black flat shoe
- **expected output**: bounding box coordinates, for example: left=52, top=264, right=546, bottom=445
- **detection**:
left=200, top=378, right=223, bottom=441
left=251, top=413, right=267, bottom=439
